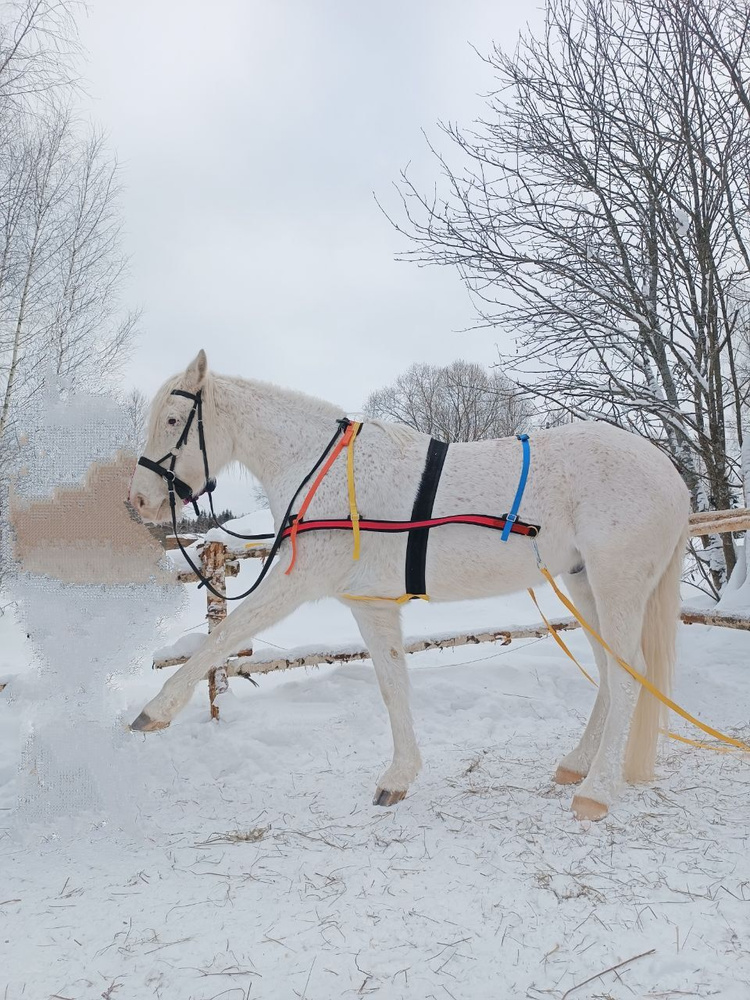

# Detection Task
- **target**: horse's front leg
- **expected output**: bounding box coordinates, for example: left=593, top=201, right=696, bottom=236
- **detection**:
left=131, top=566, right=317, bottom=731
left=345, top=600, right=422, bottom=806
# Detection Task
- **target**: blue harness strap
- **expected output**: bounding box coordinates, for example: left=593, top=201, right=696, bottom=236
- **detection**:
left=500, top=433, right=531, bottom=542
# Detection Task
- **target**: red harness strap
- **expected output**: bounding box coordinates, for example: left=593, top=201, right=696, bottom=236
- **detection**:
left=284, top=421, right=358, bottom=574
left=281, top=513, right=539, bottom=540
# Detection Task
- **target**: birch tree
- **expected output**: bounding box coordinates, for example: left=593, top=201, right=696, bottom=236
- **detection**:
left=45, top=130, right=139, bottom=387
left=122, top=387, right=148, bottom=451
left=0, top=3, right=137, bottom=446
left=0, top=1, right=137, bottom=585
left=0, top=0, right=78, bottom=114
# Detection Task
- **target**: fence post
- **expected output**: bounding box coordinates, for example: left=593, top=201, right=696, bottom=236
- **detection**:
left=202, top=540, right=229, bottom=720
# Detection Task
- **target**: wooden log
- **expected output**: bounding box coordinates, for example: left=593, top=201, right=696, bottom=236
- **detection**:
left=154, top=620, right=580, bottom=672
left=164, top=533, right=201, bottom=550
left=153, top=655, right=192, bottom=668
left=232, top=543, right=272, bottom=561
left=689, top=506, right=750, bottom=524
left=689, top=516, right=750, bottom=536
left=230, top=617, right=582, bottom=678
left=154, top=603, right=750, bottom=678
left=153, top=646, right=253, bottom=670
left=680, top=609, right=750, bottom=630
left=176, top=559, right=239, bottom=584
left=202, top=541, right=230, bottom=720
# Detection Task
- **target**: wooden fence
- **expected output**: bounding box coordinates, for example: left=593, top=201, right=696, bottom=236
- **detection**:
left=161, top=509, right=750, bottom=718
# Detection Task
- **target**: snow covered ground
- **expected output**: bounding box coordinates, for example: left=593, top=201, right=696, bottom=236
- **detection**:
left=1, top=558, right=749, bottom=1000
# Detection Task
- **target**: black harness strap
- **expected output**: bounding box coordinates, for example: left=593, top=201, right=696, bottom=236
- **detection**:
left=405, top=438, right=449, bottom=598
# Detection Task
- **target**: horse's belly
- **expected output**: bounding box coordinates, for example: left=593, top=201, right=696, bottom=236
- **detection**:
left=423, top=524, right=569, bottom=601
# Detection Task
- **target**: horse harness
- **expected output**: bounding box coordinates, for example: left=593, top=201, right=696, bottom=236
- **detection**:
left=137, top=388, right=539, bottom=603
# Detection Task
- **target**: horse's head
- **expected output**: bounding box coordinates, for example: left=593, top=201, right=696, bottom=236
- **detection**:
left=129, top=350, right=227, bottom=523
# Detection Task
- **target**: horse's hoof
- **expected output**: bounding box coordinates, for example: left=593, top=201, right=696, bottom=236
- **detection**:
left=373, top=787, right=407, bottom=807
left=555, top=766, right=585, bottom=785
left=571, top=795, right=608, bottom=821
left=130, top=711, right=170, bottom=733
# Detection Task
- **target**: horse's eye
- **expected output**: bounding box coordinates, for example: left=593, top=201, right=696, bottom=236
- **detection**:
left=168, top=417, right=177, bottom=426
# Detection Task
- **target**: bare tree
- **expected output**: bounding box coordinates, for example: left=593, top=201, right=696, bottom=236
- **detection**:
left=365, top=359, right=531, bottom=442
left=0, top=0, right=78, bottom=114
left=0, top=5, right=137, bottom=446
left=0, top=1, right=137, bottom=586
left=121, top=387, right=148, bottom=452
left=0, top=108, right=73, bottom=440
left=45, top=129, right=139, bottom=387
left=390, top=0, right=750, bottom=590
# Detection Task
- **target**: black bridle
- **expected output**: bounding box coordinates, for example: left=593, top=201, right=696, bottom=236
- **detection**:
left=137, top=388, right=217, bottom=517
left=137, top=388, right=350, bottom=601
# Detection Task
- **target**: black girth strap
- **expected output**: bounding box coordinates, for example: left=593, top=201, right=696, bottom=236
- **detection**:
left=405, top=438, right=449, bottom=598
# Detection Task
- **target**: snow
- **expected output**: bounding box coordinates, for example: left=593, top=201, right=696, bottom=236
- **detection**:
left=204, top=509, right=276, bottom=552
left=673, top=207, right=692, bottom=236
left=2, top=565, right=750, bottom=999
left=152, top=631, right=206, bottom=662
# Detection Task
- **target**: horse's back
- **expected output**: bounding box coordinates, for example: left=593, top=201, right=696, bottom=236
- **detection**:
left=436, top=420, right=686, bottom=520
left=422, top=421, right=689, bottom=593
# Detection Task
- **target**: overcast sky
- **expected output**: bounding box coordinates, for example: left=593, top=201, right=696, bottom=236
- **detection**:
left=79, top=1, right=542, bottom=509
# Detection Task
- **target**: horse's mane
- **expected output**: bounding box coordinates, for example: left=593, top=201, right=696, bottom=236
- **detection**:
left=366, top=418, right=423, bottom=449
left=150, top=369, right=423, bottom=452
left=223, top=376, right=346, bottom=421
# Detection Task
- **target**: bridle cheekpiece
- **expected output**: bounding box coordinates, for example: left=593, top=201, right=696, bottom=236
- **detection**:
left=137, top=388, right=216, bottom=516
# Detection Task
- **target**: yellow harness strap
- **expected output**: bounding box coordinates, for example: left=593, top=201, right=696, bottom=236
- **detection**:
left=343, top=592, right=429, bottom=604
left=347, top=421, right=362, bottom=561
left=537, top=566, right=750, bottom=753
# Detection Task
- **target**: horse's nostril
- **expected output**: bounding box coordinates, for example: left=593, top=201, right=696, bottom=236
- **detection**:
left=134, top=493, right=146, bottom=510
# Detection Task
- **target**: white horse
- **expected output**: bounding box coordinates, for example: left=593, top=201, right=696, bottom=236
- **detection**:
left=129, top=351, right=690, bottom=821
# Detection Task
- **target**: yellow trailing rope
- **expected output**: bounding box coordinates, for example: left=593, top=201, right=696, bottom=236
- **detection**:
left=529, top=586, right=730, bottom=751
left=527, top=586, right=597, bottom=687
left=533, top=560, right=750, bottom=754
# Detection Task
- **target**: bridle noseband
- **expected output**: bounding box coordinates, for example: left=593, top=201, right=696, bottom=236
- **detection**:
left=137, top=388, right=216, bottom=516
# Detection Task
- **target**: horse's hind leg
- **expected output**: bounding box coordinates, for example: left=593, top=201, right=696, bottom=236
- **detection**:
left=345, top=600, right=422, bottom=807
left=569, top=566, right=649, bottom=821
left=554, top=566, right=609, bottom=786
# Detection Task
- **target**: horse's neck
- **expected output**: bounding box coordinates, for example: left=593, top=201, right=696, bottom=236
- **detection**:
left=215, top=375, right=346, bottom=493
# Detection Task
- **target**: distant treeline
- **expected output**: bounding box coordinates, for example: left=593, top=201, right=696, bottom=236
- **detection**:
left=148, top=509, right=237, bottom=546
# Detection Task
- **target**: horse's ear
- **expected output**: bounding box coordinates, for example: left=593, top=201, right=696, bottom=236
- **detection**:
left=185, top=349, right=208, bottom=390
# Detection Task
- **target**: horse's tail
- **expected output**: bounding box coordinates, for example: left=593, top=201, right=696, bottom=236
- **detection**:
left=624, top=528, right=687, bottom=783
